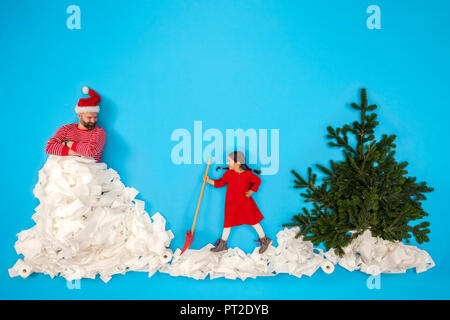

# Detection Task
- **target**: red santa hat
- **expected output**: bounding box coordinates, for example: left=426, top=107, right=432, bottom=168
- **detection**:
left=75, top=86, right=101, bottom=114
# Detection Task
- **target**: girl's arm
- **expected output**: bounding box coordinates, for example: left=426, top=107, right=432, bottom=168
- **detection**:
left=209, top=170, right=230, bottom=188
left=248, top=172, right=261, bottom=192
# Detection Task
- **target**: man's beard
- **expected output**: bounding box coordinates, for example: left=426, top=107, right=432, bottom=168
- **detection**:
left=80, top=119, right=96, bottom=130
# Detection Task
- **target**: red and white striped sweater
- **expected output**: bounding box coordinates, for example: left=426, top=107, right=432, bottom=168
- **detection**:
left=45, top=123, right=106, bottom=162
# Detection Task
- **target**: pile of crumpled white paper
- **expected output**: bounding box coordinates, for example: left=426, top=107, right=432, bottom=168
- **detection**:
left=324, top=229, right=435, bottom=275
left=159, top=227, right=333, bottom=280
left=9, top=156, right=174, bottom=283
left=9, top=156, right=435, bottom=282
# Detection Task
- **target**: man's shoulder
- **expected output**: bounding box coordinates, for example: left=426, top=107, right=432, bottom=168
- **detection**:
left=59, top=123, right=77, bottom=130
left=94, top=126, right=106, bottom=136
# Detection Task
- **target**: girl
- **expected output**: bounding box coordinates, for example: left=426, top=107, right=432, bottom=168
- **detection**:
left=203, top=151, right=272, bottom=254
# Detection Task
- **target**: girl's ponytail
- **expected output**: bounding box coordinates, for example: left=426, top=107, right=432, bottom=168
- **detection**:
left=242, top=163, right=261, bottom=175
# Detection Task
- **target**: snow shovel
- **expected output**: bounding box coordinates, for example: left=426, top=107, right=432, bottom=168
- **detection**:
left=180, top=158, right=211, bottom=255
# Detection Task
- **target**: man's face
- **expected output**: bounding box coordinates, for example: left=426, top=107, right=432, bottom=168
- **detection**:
left=78, top=112, right=98, bottom=130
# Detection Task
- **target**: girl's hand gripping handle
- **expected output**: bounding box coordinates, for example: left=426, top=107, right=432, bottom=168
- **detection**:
left=203, top=174, right=214, bottom=186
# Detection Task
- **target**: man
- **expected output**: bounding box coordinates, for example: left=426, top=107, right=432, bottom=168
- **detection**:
left=46, top=86, right=106, bottom=162
left=9, top=86, right=174, bottom=283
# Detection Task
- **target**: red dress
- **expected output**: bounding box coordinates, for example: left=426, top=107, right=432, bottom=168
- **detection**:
left=214, top=170, right=264, bottom=228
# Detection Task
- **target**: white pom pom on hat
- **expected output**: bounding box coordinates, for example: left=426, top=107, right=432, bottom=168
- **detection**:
left=82, top=86, right=90, bottom=95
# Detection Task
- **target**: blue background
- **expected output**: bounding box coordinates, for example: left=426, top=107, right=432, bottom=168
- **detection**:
left=1, top=0, right=449, bottom=299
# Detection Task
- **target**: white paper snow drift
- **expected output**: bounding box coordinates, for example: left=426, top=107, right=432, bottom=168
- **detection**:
left=159, top=227, right=331, bottom=280
left=9, top=156, right=435, bottom=282
left=9, top=156, right=174, bottom=283
left=324, top=229, right=435, bottom=275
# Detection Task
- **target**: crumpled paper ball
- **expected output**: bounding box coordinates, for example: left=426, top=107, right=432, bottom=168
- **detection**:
left=9, top=156, right=174, bottom=283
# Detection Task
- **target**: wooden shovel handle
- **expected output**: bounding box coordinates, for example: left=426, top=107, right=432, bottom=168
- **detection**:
left=191, top=158, right=211, bottom=233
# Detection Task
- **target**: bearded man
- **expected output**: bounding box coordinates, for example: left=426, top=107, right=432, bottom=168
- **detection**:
left=9, top=86, right=174, bottom=283
left=45, top=86, right=106, bottom=162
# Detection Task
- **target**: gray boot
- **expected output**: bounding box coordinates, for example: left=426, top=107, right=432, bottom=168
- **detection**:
left=256, top=236, right=272, bottom=254
left=211, top=238, right=228, bottom=253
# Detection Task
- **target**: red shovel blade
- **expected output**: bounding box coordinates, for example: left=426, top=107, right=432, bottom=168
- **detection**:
left=180, top=230, right=195, bottom=255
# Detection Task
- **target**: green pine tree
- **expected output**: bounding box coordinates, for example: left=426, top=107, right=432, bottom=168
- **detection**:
left=283, top=88, right=433, bottom=256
